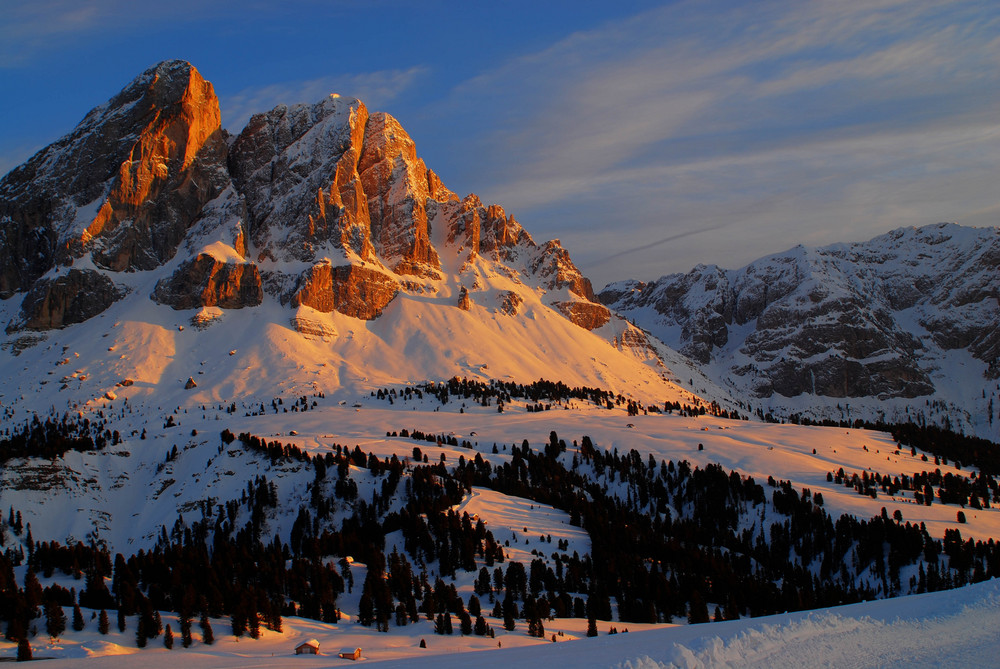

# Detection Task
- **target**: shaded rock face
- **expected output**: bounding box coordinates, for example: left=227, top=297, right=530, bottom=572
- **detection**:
left=152, top=254, right=262, bottom=310
left=444, top=195, right=533, bottom=263
left=289, top=264, right=399, bottom=320
left=0, top=60, right=229, bottom=296
left=531, top=240, right=596, bottom=300
left=229, top=96, right=377, bottom=263
left=14, top=270, right=124, bottom=331
left=229, top=101, right=445, bottom=275
left=602, top=223, right=1000, bottom=399
left=553, top=301, right=611, bottom=331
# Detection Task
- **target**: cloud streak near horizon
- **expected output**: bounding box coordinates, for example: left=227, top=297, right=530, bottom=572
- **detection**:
left=418, top=0, right=1000, bottom=284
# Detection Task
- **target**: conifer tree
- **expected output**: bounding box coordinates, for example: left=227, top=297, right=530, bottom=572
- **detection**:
left=180, top=615, right=192, bottom=648
left=164, top=624, right=174, bottom=649
left=98, top=610, right=110, bottom=635
left=248, top=610, right=260, bottom=639
left=16, top=637, right=31, bottom=662
left=687, top=591, right=709, bottom=624
left=474, top=614, right=489, bottom=636
left=231, top=607, right=245, bottom=638
left=200, top=615, right=214, bottom=645
left=459, top=609, right=472, bottom=635
left=151, top=610, right=162, bottom=637
left=72, top=604, right=85, bottom=632
left=358, top=591, right=375, bottom=627
left=44, top=600, right=66, bottom=639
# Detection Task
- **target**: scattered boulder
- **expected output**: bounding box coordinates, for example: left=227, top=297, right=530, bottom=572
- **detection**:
left=499, top=291, right=523, bottom=316
left=457, top=286, right=472, bottom=311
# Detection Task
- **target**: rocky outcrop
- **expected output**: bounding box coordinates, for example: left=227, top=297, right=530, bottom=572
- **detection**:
left=13, top=269, right=125, bottom=331
left=227, top=92, right=610, bottom=329
left=290, top=313, right=338, bottom=338
left=499, top=291, right=523, bottom=316
left=553, top=301, right=611, bottom=331
left=152, top=254, right=262, bottom=309
left=457, top=286, right=472, bottom=311
left=0, top=60, right=229, bottom=297
left=445, top=196, right=532, bottom=263
left=229, top=101, right=448, bottom=276
left=359, top=112, right=442, bottom=274
left=229, top=96, right=377, bottom=263
left=289, top=264, right=399, bottom=320
left=531, top=240, right=597, bottom=300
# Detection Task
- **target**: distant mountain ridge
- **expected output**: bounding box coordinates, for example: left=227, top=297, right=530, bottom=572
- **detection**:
left=601, top=223, right=1000, bottom=438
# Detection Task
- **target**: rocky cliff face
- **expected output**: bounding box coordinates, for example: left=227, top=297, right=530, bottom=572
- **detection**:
left=288, top=263, right=398, bottom=320
left=223, top=82, right=601, bottom=321
left=152, top=254, right=262, bottom=310
left=601, top=223, right=1000, bottom=401
left=0, top=60, right=229, bottom=295
left=0, top=60, right=607, bottom=332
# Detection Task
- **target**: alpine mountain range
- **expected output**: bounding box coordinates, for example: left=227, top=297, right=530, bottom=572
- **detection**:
left=0, top=60, right=998, bottom=666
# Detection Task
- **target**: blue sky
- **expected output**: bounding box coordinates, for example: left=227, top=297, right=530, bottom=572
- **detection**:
left=2, top=0, right=998, bottom=287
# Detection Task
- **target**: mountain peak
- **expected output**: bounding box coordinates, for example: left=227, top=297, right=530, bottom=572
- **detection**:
left=0, top=58, right=226, bottom=289
left=1, top=61, right=619, bottom=356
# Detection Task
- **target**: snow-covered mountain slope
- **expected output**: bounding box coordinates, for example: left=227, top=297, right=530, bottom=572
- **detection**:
left=601, top=223, right=1000, bottom=439
left=3, top=384, right=999, bottom=665
left=0, top=60, right=710, bottom=417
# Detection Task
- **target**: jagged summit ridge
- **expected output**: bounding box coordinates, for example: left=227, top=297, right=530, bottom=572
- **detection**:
left=0, top=61, right=608, bottom=333
left=0, top=61, right=228, bottom=289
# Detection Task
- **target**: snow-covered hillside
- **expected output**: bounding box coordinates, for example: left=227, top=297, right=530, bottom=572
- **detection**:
left=0, top=59, right=716, bottom=430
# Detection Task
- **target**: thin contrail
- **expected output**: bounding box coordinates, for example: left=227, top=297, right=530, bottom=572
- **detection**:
left=588, top=222, right=730, bottom=268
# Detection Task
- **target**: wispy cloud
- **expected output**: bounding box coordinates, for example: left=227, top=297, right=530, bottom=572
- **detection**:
left=0, top=0, right=217, bottom=67
left=428, top=0, right=1000, bottom=284
left=219, top=67, right=427, bottom=133
left=0, top=1, right=102, bottom=66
